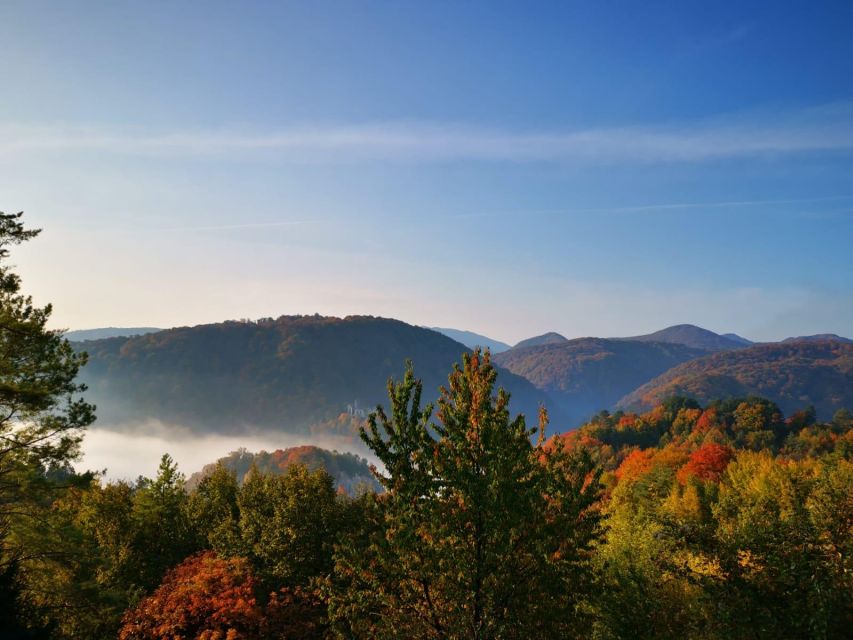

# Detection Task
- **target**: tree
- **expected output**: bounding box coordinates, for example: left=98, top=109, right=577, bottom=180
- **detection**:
left=132, top=454, right=197, bottom=588
left=239, top=463, right=342, bottom=588
left=119, top=551, right=265, bottom=640
left=0, top=212, right=95, bottom=633
left=331, top=351, right=602, bottom=639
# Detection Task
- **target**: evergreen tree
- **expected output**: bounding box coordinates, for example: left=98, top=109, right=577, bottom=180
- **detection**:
left=331, top=351, right=602, bottom=639
left=0, top=212, right=95, bottom=633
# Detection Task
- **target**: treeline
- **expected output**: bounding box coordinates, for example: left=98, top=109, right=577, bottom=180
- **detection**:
left=1, top=212, right=851, bottom=639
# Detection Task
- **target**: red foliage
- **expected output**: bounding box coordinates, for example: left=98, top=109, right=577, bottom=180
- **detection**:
left=119, top=552, right=262, bottom=640
left=118, top=552, right=325, bottom=640
left=677, top=443, right=734, bottom=484
left=693, top=408, right=719, bottom=434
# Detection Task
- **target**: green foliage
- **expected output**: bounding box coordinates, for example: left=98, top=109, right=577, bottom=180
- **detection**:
left=186, top=445, right=380, bottom=495
left=76, top=315, right=549, bottom=434
left=239, top=463, right=343, bottom=588
left=0, top=212, right=95, bottom=635
left=331, top=351, right=603, bottom=639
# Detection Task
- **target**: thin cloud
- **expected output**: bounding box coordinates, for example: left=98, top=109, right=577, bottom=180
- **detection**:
left=438, top=195, right=853, bottom=220
left=162, top=219, right=326, bottom=232
left=3, top=103, right=853, bottom=164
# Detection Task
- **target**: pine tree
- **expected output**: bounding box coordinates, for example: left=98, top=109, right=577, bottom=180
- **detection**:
left=331, top=350, right=602, bottom=639
left=0, top=211, right=95, bottom=634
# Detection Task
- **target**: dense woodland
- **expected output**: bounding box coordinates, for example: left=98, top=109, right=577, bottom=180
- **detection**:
left=75, top=316, right=552, bottom=433
left=619, top=339, right=853, bottom=417
left=1, top=212, right=851, bottom=639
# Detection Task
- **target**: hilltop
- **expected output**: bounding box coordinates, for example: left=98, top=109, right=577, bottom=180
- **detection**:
left=513, top=332, right=569, bottom=350
left=493, top=338, right=705, bottom=426
left=617, top=324, right=748, bottom=352
left=618, top=339, right=853, bottom=419
left=66, top=327, right=161, bottom=341
left=185, top=445, right=379, bottom=494
left=76, top=315, right=556, bottom=434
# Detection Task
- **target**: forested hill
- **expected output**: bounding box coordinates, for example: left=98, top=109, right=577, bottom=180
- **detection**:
left=185, top=446, right=379, bottom=494
left=74, top=315, right=556, bottom=434
left=493, top=338, right=706, bottom=426
left=617, top=324, right=748, bottom=352
left=618, top=339, right=853, bottom=419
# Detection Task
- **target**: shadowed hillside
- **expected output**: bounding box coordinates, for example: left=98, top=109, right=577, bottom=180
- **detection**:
left=493, top=338, right=705, bottom=426
left=75, top=315, right=557, bottom=434
left=618, top=339, right=853, bottom=418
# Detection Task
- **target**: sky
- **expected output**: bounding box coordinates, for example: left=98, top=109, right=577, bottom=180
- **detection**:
left=2, top=1, right=853, bottom=344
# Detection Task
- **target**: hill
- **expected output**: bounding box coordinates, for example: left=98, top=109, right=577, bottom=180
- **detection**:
left=618, top=340, right=853, bottom=419
left=721, top=332, right=753, bottom=346
left=782, top=333, right=852, bottom=344
left=76, top=315, right=556, bottom=434
left=66, top=327, right=161, bottom=341
left=428, top=327, right=511, bottom=353
left=493, top=338, right=705, bottom=426
left=618, top=324, right=747, bottom=352
left=513, top=332, right=569, bottom=350
left=185, top=445, right=379, bottom=494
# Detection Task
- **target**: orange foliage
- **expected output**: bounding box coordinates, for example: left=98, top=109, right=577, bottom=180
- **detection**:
left=617, top=414, right=638, bottom=429
left=677, top=443, right=734, bottom=484
left=119, top=552, right=263, bottom=640
left=614, top=449, right=656, bottom=482
left=118, top=552, right=325, bottom=640
left=694, top=408, right=719, bottom=434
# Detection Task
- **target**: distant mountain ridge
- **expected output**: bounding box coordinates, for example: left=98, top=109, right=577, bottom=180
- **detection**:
left=782, top=333, right=852, bottom=344
left=514, top=332, right=569, bottom=349
left=493, top=338, right=706, bottom=426
left=617, top=324, right=748, bottom=352
left=618, top=339, right=853, bottom=419
left=66, top=327, right=161, bottom=341
left=76, top=315, right=558, bottom=435
left=428, top=327, right=511, bottom=353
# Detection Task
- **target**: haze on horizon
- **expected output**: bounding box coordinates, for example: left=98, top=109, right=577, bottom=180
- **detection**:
left=2, top=1, right=852, bottom=344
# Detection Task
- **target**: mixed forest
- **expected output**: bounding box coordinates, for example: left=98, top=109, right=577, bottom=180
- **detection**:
left=1, top=212, right=851, bottom=639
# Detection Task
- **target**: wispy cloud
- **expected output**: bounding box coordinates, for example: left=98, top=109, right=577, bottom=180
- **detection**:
left=162, top=219, right=326, bottom=232
left=2, top=103, right=853, bottom=164
left=438, top=195, right=853, bottom=220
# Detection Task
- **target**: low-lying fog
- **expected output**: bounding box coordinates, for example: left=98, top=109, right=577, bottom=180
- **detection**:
left=75, top=423, right=372, bottom=482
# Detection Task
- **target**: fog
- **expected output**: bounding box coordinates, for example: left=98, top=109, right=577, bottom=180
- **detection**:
left=75, top=422, right=372, bottom=482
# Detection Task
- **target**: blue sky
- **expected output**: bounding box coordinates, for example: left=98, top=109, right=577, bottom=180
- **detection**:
left=1, top=1, right=852, bottom=343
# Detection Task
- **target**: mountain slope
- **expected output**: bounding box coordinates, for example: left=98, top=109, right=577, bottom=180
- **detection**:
left=513, top=332, right=569, bottom=350
left=782, top=334, right=852, bottom=344
left=185, top=445, right=379, bottom=494
left=76, top=315, right=556, bottom=434
left=618, top=324, right=746, bottom=352
left=618, top=340, right=853, bottom=419
left=66, top=327, right=161, bottom=341
left=493, top=338, right=706, bottom=426
left=428, top=327, right=511, bottom=353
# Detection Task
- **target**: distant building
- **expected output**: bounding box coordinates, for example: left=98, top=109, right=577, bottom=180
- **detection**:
left=346, top=399, right=367, bottom=418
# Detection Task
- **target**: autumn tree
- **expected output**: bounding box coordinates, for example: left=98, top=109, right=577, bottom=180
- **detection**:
left=331, top=351, right=602, bottom=639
